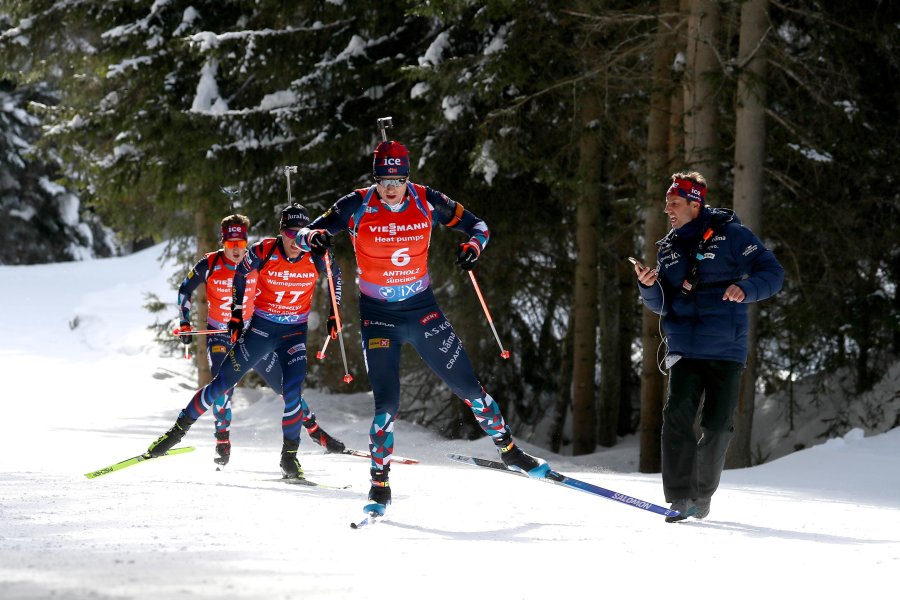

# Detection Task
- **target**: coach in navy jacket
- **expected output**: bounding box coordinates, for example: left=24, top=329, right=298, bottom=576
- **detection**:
left=633, top=171, right=784, bottom=523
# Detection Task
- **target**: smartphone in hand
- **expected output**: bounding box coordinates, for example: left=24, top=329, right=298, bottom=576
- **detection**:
left=628, top=257, right=646, bottom=270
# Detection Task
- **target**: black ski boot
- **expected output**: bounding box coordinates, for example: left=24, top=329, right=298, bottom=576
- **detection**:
left=147, top=414, right=195, bottom=458
left=494, top=431, right=550, bottom=477
left=214, top=431, right=231, bottom=467
left=280, top=438, right=304, bottom=479
left=306, top=418, right=346, bottom=453
left=367, top=467, right=391, bottom=507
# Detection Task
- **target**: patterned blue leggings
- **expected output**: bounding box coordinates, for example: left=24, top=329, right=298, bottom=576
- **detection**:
left=182, top=316, right=311, bottom=442
left=359, top=289, right=508, bottom=471
left=206, top=332, right=297, bottom=435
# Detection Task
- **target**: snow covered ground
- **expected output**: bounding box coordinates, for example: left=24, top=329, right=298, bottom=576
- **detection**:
left=1, top=245, right=898, bottom=599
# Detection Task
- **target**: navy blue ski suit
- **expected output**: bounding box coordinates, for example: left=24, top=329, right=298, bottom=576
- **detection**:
left=638, top=206, right=784, bottom=503
left=302, top=183, right=510, bottom=472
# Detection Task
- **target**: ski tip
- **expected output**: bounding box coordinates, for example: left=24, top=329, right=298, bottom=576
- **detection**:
left=84, top=469, right=112, bottom=480
left=84, top=445, right=197, bottom=479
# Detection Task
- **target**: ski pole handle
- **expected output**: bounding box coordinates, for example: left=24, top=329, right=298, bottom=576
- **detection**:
left=324, top=251, right=353, bottom=383
left=467, top=270, right=510, bottom=359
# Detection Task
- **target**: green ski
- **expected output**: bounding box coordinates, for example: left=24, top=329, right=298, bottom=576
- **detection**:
left=84, top=446, right=196, bottom=479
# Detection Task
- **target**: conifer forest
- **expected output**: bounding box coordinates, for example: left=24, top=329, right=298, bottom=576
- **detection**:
left=1, top=1, right=897, bottom=470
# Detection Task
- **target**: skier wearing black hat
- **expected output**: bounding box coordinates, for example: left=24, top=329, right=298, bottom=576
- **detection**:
left=299, top=137, right=551, bottom=512
left=147, top=203, right=344, bottom=479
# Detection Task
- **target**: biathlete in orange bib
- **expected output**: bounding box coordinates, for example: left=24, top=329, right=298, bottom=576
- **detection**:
left=298, top=135, right=552, bottom=510
left=149, top=204, right=343, bottom=479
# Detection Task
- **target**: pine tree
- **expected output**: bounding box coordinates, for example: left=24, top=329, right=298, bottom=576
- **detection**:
left=0, top=11, right=115, bottom=264
left=727, top=0, right=769, bottom=468
left=760, top=0, right=900, bottom=399
left=400, top=1, right=582, bottom=440
left=1, top=0, right=439, bottom=386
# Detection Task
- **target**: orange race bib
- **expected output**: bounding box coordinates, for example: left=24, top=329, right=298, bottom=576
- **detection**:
left=352, top=184, right=433, bottom=301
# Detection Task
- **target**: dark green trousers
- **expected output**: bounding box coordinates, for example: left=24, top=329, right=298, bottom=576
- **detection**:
left=661, top=358, right=743, bottom=502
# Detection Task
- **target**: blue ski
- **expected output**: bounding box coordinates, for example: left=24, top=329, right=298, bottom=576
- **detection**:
left=447, top=453, right=678, bottom=518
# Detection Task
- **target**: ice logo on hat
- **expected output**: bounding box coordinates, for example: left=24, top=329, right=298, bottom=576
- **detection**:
left=373, top=141, right=410, bottom=177
left=222, top=224, right=248, bottom=241
left=668, top=177, right=707, bottom=204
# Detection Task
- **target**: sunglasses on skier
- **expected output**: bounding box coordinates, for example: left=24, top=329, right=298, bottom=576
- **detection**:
left=223, top=240, right=247, bottom=250
left=281, top=228, right=301, bottom=240
left=374, top=177, right=408, bottom=188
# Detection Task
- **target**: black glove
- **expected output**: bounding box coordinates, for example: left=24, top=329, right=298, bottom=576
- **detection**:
left=327, top=310, right=338, bottom=340
left=456, top=242, right=480, bottom=271
left=307, top=229, right=334, bottom=256
left=228, top=306, right=244, bottom=344
left=175, top=322, right=193, bottom=345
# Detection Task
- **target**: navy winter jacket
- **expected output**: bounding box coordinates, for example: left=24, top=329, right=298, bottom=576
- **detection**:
left=638, top=206, right=784, bottom=365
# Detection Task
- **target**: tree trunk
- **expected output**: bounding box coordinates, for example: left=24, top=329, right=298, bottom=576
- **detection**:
left=194, top=203, right=216, bottom=387
left=726, top=0, right=769, bottom=469
left=639, top=0, right=681, bottom=473
left=615, top=222, right=638, bottom=437
left=670, top=0, right=689, bottom=163
left=597, top=238, right=621, bottom=448
left=730, top=306, right=759, bottom=467
left=684, top=0, right=720, bottom=186
left=571, top=90, right=602, bottom=456
left=550, top=321, right=575, bottom=453
left=893, top=252, right=900, bottom=356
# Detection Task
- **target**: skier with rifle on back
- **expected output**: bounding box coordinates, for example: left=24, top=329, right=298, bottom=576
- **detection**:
left=298, top=118, right=551, bottom=516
